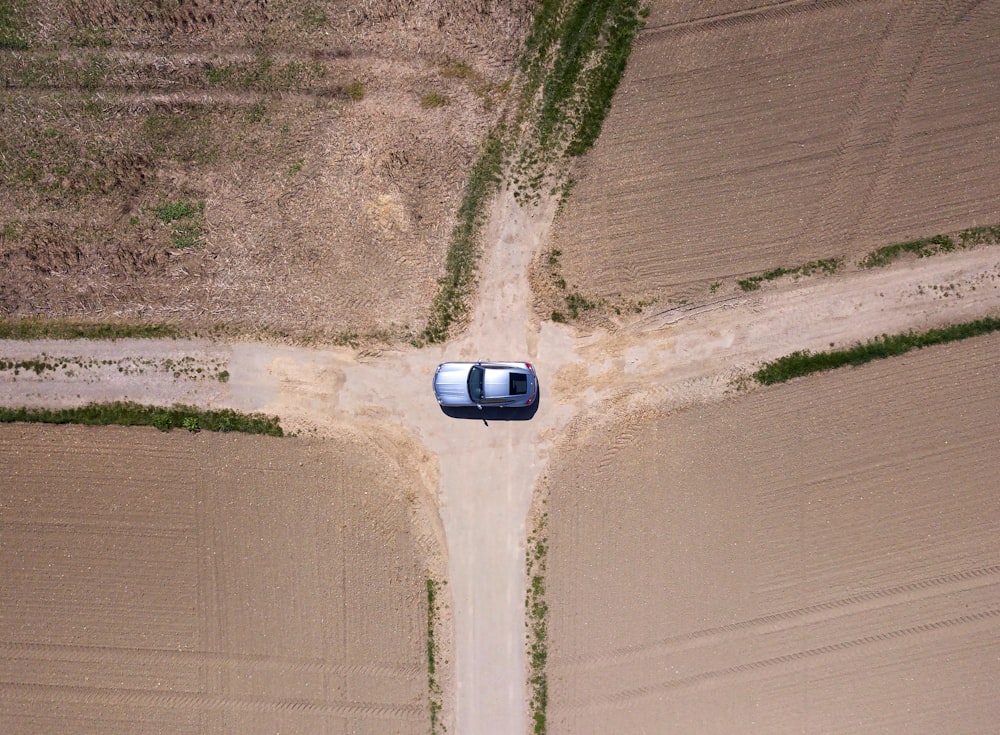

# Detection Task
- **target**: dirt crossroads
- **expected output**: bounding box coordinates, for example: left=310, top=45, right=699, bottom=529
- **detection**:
left=3, top=187, right=1000, bottom=734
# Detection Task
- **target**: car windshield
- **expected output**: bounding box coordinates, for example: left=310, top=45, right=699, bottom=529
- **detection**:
left=510, top=372, right=528, bottom=395
left=467, top=365, right=484, bottom=401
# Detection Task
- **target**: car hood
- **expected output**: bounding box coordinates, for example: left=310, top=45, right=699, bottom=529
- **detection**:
left=433, top=362, right=473, bottom=405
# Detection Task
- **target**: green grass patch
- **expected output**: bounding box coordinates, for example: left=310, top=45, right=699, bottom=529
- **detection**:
left=346, top=80, right=365, bottom=101
left=753, top=317, right=1000, bottom=385
left=419, top=128, right=505, bottom=344
left=0, top=401, right=283, bottom=436
left=0, top=318, right=181, bottom=340
left=156, top=199, right=205, bottom=249
left=860, top=224, right=1000, bottom=268
left=738, top=257, right=843, bottom=292
left=0, top=0, right=27, bottom=50
left=420, top=92, right=450, bottom=109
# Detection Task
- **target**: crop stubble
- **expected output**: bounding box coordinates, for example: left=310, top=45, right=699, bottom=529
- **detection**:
left=0, top=1, right=533, bottom=342
left=0, top=425, right=431, bottom=734
left=543, top=334, right=1000, bottom=733
left=548, top=0, right=1000, bottom=306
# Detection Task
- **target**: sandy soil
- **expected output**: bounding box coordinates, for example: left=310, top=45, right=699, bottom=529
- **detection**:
left=0, top=423, right=442, bottom=734
left=542, top=332, right=1000, bottom=734
left=547, top=0, right=1000, bottom=310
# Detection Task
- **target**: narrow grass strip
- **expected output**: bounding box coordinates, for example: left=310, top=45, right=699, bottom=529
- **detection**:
left=859, top=224, right=1000, bottom=268
left=737, top=258, right=842, bottom=292
left=0, top=318, right=181, bottom=340
left=0, top=401, right=283, bottom=436
left=526, top=513, right=549, bottom=735
left=426, top=578, right=444, bottom=734
left=419, top=128, right=505, bottom=344
left=753, top=317, right=1000, bottom=385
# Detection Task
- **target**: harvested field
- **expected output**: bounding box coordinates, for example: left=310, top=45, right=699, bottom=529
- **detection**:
left=0, top=1, right=533, bottom=342
left=543, top=333, right=1000, bottom=733
left=545, top=0, right=1000, bottom=312
left=0, top=424, right=440, bottom=734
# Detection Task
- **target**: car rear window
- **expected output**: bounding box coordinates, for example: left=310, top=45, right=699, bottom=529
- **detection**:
left=509, top=372, right=528, bottom=395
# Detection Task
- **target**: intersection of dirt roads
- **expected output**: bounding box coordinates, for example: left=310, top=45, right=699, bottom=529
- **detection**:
left=3, top=182, right=1000, bottom=734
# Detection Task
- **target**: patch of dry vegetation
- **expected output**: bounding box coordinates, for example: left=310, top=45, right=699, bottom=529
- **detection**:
left=0, top=0, right=533, bottom=343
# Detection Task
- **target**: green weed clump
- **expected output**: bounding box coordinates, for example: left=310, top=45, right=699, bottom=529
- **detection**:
left=346, top=80, right=365, bottom=101
left=860, top=234, right=956, bottom=268
left=156, top=199, right=205, bottom=249
left=738, top=258, right=842, bottom=291
left=859, top=225, right=1000, bottom=268
left=0, top=401, right=284, bottom=436
left=564, top=291, right=596, bottom=318
left=419, top=128, right=505, bottom=343
left=753, top=317, right=1000, bottom=385
left=0, top=0, right=27, bottom=50
left=420, top=92, right=450, bottom=109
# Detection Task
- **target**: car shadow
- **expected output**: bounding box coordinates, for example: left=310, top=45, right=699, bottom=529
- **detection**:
left=439, top=388, right=541, bottom=423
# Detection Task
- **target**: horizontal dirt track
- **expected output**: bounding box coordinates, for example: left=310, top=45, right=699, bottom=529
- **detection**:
left=549, top=0, right=1000, bottom=306
left=0, top=425, right=434, bottom=734
left=544, top=333, right=1000, bottom=734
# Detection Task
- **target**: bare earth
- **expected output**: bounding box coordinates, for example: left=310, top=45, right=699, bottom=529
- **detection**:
left=544, top=333, right=1000, bottom=733
left=0, top=423, right=442, bottom=734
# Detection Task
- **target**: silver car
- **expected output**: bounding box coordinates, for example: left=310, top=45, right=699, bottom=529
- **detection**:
left=433, top=361, right=538, bottom=408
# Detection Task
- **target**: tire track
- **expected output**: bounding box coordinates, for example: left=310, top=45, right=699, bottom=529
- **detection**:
left=641, top=0, right=877, bottom=38
left=554, top=563, right=1000, bottom=670
left=0, top=682, right=424, bottom=721
left=811, top=0, right=978, bottom=250
left=561, top=607, right=1000, bottom=712
left=0, top=642, right=422, bottom=680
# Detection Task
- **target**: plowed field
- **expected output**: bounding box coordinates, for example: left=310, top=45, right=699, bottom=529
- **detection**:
left=0, top=425, right=434, bottom=734
left=543, top=333, right=1000, bottom=733
left=548, top=0, right=1000, bottom=307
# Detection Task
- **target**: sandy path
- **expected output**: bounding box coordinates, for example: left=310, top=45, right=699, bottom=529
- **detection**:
left=3, top=194, right=1000, bottom=734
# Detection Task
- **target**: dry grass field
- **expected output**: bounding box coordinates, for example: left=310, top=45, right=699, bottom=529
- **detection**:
left=542, top=333, right=1000, bottom=734
left=0, top=424, right=440, bottom=734
left=0, top=0, right=532, bottom=342
left=544, top=0, right=1000, bottom=314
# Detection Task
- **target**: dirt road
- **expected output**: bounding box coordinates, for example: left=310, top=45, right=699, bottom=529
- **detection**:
left=2, top=190, right=1000, bottom=734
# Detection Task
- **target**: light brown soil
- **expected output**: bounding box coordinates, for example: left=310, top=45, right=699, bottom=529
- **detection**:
left=545, top=0, right=1000, bottom=314
left=5, top=2, right=1000, bottom=733
left=0, top=1, right=531, bottom=342
left=543, top=333, right=1000, bottom=734
left=0, top=423, right=444, bottom=734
